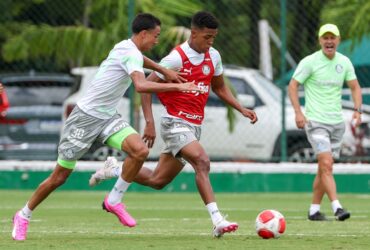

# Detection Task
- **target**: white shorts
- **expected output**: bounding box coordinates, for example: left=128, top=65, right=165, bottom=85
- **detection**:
left=305, top=120, right=345, bottom=159
left=160, top=116, right=201, bottom=164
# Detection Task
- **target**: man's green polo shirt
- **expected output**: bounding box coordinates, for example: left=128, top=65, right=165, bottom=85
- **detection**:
left=293, top=50, right=356, bottom=124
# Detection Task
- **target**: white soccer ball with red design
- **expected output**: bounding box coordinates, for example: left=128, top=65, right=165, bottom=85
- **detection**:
left=255, top=209, right=286, bottom=239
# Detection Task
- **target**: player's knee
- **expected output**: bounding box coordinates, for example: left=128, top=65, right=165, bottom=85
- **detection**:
left=319, top=158, right=333, bottom=174
left=151, top=181, right=167, bottom=190
left=193, top=155, right=210, bottom=173
left=131, top=145, right=149, bottom=162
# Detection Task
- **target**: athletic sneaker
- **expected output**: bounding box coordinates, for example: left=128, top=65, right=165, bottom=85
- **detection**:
left=213, top=216, right=239, bottom=237
left=12, top=211, right=30, bottom=241
left=308, top=211, right=327, bottom=221
left=335, top=208, right=350, bottom=221
left=89, top=156, right=119, bottom=187
left=102, top=196, right=136, bottom=227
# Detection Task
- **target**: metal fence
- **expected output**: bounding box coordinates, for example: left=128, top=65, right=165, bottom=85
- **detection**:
left=1, top=0, right=369, bottom=162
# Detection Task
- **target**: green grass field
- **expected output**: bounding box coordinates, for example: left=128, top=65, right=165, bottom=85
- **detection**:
left=1, top=191, right=369, bottom=250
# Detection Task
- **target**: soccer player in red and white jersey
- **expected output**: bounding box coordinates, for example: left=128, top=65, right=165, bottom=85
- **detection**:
left=90, top=11, right=258, bottom=237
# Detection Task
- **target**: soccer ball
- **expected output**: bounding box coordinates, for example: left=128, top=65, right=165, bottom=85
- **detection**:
left=255, top=209, right=286, bottom=239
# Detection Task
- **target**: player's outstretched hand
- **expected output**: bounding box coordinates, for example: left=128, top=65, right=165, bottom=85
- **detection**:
left=162, top=68, right=187, bottom=83
left=179, top=81, right=204, bottom=93
left=142, top=121, right=156, bottom=148
left=242, top=108, right=258, bottom=124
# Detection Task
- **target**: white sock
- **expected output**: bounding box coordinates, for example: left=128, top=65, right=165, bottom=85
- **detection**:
left=20, top=203, right=32, bottom=220
left=108, top=176, right=131, bottom=205
left=309, top=204, right=321, bottom=216
left=206, top=202, right=223, bottom=225
left=331, top=200, right=342, bottom=213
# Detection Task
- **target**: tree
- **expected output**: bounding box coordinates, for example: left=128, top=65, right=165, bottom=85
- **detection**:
left=1, top=0, right=201, bottom=70
left=321, top=0, right=370, bottom=43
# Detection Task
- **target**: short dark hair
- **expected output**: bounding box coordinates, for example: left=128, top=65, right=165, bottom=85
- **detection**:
left=191, top=11, right=218, bottom=29
left=132, top=13, right=161, bottom=34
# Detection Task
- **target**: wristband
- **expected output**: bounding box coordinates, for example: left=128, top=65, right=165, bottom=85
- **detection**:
left=354, top=108, right=362, bottom=114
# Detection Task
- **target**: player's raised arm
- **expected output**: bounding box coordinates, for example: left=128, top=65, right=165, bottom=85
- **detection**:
left=130, top=71, right=197, bottom=93
left=211, top=75, right=258, bottom=124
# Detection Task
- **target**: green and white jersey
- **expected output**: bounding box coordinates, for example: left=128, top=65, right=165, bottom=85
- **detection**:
left=293, top=50, right=356, bottom=124
left=78, top=39, right=144, bottom=119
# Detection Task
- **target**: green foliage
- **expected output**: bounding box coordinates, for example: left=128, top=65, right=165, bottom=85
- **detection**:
left=3, top=25, right=112, bottom=67
left=224, top=76, right=237, bottom=133
left=1, top=0, right=201, bottom=68
left=322, top=0, right=370, bottom=45
left=1, top=0, right=370, bottom=73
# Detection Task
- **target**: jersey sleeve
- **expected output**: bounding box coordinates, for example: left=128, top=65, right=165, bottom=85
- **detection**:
left=292, top=56, right=312, bottom=84
left=155, top=50, right=183, bottom=80
left=345, top=58, right=357, bottom=81
left=211, top=49, right=223, bottom=76
left=119, top=50, right=144, bottom=75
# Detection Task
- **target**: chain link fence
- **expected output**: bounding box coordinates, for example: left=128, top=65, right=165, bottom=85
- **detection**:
left=1, top=0, right=369, bottom=162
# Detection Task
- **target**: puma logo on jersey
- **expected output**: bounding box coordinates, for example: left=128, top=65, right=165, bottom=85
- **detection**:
left=183, top=68, right=192, bottom=75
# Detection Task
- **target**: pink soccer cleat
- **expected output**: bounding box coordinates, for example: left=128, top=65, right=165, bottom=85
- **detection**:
left=213, top=216, right=239, bottom=237
left=12, top=211, right=30, bottom=241
left=102, top=196, right=136, bottom=227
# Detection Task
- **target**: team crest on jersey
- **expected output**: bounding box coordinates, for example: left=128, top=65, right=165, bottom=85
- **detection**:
left=335, top=64, right=343, bottom=73
left=202, top=65, right=211, bottom=75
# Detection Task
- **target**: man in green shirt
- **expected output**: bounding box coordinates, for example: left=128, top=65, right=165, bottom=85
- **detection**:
left=288, top=24, right=362, bottom=221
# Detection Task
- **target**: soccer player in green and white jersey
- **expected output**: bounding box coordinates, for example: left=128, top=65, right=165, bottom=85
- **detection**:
left=11, top=13, right=201, bottom=241
left=288, top=24, right=362, bottom=221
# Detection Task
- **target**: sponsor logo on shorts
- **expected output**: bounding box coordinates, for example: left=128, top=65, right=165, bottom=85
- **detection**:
left=113, top=121, right=130, bottom=132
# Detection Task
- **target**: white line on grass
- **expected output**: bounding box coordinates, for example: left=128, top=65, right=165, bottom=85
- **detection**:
left=1, top=205, right=369, bottom=215
left=0, top=230, right=367, bottom=237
